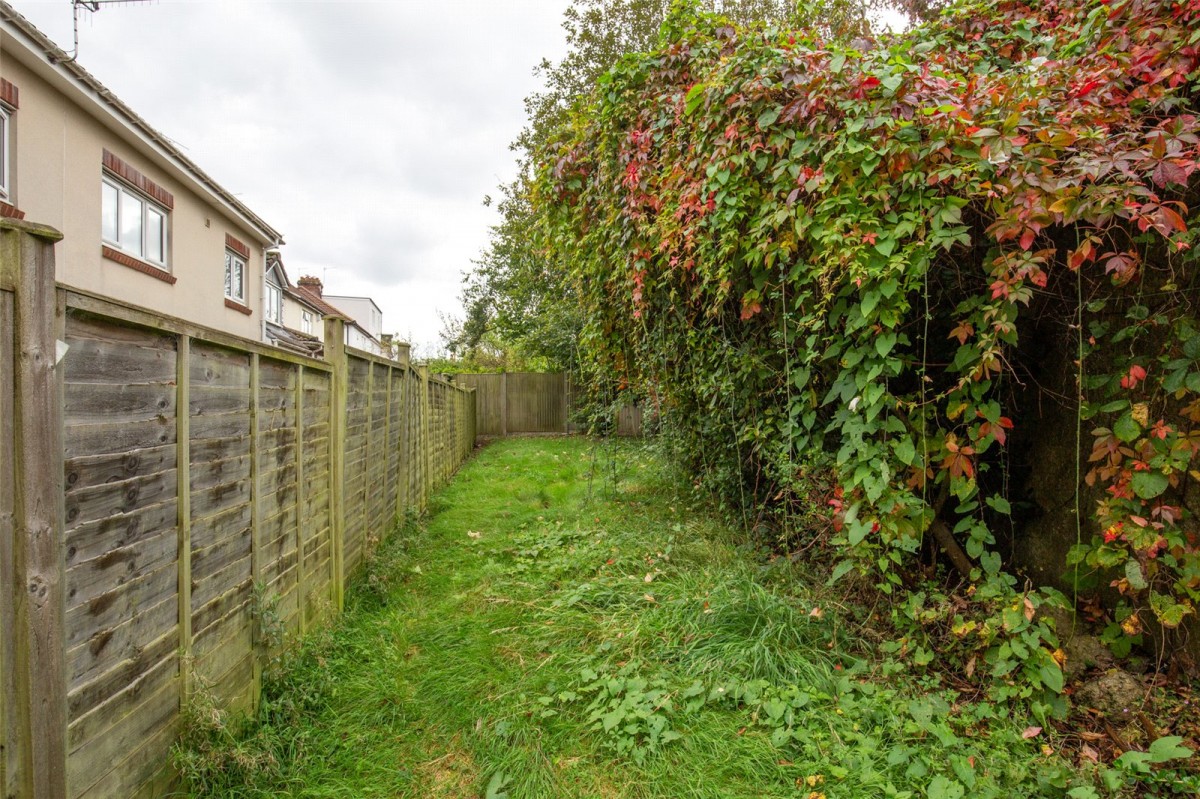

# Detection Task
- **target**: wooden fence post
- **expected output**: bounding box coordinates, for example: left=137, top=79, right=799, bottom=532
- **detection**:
left=177, top=334, right=194, bottom=703
left=418, top=365, right=431, bottom=508
left=395, top=350, right=410, bottom=522
left=324, top=317, right=347, bottom=612
left=248, top=353, right=262, bottom=708
left=501, top=370, right=508, bottom=438
left=294, top=365, right=306, bottom=636
left=2, top=218, right=68, bottom=799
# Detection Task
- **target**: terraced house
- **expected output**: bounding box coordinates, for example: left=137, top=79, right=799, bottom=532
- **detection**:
left=0, top=1, right=284, bottom=340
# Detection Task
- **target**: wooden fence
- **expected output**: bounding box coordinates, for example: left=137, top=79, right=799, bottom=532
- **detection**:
left=0, top=218, right=476, bottom=799
left=453, top=372, right=642, bottom=438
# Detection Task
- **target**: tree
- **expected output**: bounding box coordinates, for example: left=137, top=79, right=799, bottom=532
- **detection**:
left=451, top=0, right=883, bottom=371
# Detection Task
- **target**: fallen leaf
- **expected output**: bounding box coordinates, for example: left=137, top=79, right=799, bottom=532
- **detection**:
left=467, top=531, right=483, bottom=539
left=1080, top=744, right=1100, bottom=763
left=1022, top=726, right=1043, bottom=739
left=644, top=573, right=655, bottom=583
left=643, top=594, right=656, bottom=603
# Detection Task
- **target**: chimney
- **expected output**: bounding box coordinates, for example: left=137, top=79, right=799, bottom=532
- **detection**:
left=298, top=275, right=323, bottom=297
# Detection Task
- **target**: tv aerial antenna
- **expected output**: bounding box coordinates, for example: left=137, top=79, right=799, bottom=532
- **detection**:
left=59, top=0, right=155, bottom=64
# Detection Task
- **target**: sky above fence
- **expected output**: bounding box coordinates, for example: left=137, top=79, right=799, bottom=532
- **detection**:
left=11, top=0, right=571, bottom=354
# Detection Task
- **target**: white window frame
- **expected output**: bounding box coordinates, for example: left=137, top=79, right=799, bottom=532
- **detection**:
left=224, top=249, right=247, bottom=303
left=101, top=175, right=169, bottom=267
left=301, top=310, right=314, bottom=335
left=265, top=281, right=282, bottom=324
left=0, top=105, right=11, bottom=202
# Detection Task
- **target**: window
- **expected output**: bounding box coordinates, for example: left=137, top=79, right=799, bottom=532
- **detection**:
left=102, top=176, right=168, bottom=265
left=266, top=281, right=282, bottom=324
left=301, top=311, right=314, bottom=335
left=0, top=105, right=10, bottom=202
left=224, top=250, right=246, bottom=302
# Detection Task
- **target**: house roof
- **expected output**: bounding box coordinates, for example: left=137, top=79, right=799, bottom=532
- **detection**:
left=0, top=2, right=284, bottom=246
left=323, top=294, right=383, bottom=316
left=287, top=284, right=349, bottom=320
left=265, top=320, right=323, bottom=357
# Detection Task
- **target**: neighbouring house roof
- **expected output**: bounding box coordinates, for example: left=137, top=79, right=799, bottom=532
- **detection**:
left=323, top=294, right=383, bottom=316
left=0, top=1, right=284, bottom=246
left=288, top=284, right=348, bottom=320
left=265, top=320, right=323, bottom=357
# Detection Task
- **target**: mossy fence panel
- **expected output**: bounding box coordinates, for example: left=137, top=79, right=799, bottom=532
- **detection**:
left=0, top=219, right=476, bottom=799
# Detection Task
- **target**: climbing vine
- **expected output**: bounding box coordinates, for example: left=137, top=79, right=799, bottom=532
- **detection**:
left=533, top=0, right=1200, bottom=681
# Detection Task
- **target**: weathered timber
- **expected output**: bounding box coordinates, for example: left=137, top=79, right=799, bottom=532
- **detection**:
left=64, top=383, right=176, bottom=425
left=64, top=471, right=176, bottom=529
left=1, top=286, right=18, bottom=799
left=65, top=531, right=177, bottom=611
left=64, top=417, right=175, bottom=459
left=67, top=627, right=176, bottom=721
left=66, top=676, right=176, bottom=799
left=64, top=446, right=177, bottom=497
left=67, top=648, right=176, bottom=750
left=65, top=594, right=176, bottom=686
left=5, top=218, right=68, bottom=799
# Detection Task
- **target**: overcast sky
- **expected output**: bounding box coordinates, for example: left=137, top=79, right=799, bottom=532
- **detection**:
left=11, top=0, right=571, bottom=353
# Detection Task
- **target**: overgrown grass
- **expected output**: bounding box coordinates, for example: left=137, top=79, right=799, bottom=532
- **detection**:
left=174, top=437, right=1191, bottom=798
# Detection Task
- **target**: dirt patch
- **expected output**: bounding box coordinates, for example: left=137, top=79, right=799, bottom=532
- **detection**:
left=414, top=738, right=478, bottom=798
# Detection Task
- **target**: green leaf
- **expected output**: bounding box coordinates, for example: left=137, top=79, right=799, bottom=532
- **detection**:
left=893, top=437, right=917, bottom=466
left=1147, top=736, right=1193, bottom=763
left=985, top=495, right=1012, bottom=515
left=485, top=770, right=511, bottom=799
left=1039, top=663, right=1064, bottom=693
left=1130, top=471, right=1168, bottom=499
left=684, top=83, right=706, bottom=115
left=928, top=775, right=965, bottom=799
left=874, top=237, right=897, bottom=258
left=757, top=106, right=780, bottom=128
left=861, top=290, right=881, bottom=316
left=1149, top=592, right=1194, bottom=628
left=828, top=560, right=856, bottom=585
left=875, top=332, right=897, bottom=357
left=829, top=53, right=846, bottom=73
left=1113, top=412, right=1141, bottom=443
left=1124, top=559, right=1148, bottom=591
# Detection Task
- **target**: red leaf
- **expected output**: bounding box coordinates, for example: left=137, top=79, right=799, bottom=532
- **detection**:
left=1152, top=160, right=1188, bottom=188
left=1019, top=228, right=1036, bottom=251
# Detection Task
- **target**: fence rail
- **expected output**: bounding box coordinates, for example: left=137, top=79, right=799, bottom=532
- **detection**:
left=0, top=218, right=476, bottom=799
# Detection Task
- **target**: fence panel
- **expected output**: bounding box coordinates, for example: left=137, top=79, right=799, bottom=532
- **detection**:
left=62, top=311, right=181, bottom=799
left=298, top=367, right=334, bottom=629
left=256, top=358, right=302, bottom=638
left=457, top=373, right=504, bottom=435
left=504, top=373, right=566, bottom=434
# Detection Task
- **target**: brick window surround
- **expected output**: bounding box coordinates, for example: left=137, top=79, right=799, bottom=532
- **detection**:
left=225, top=297, right=252, bottom=315
left=225, top=233, right=250, bottom=260
left=102, top=149, right=174, bottom=210
left=1, top=78, right=20, bottom=219
left=0, top=78, right=17, bottom=108
left=101, top=245, right=177, bottom=284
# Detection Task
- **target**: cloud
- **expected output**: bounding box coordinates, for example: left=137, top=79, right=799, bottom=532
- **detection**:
left=10, top=0, right=569, bottom=350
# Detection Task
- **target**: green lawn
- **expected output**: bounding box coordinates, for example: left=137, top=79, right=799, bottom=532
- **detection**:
left=176, top=437, right=1113, bottom=798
